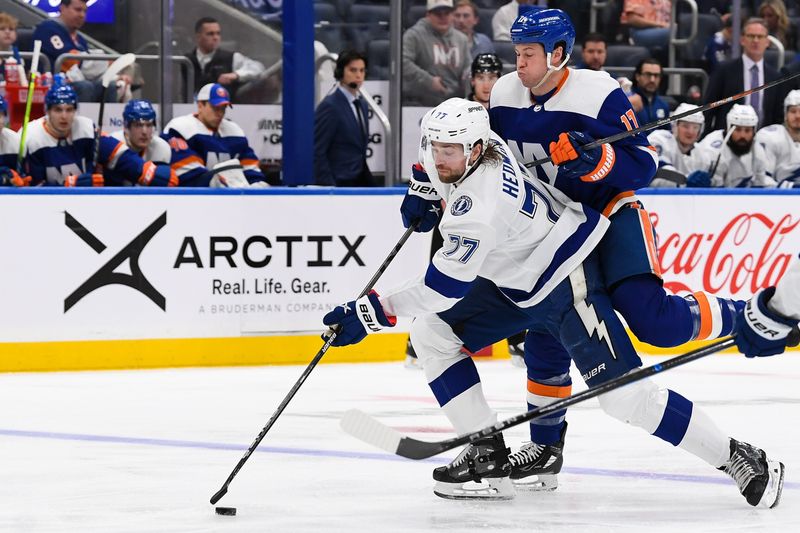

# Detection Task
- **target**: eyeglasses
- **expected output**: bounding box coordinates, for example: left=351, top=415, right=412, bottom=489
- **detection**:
left=744, top=33, right=768, bottom=41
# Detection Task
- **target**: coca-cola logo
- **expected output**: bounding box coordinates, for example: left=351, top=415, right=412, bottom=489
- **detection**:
left=653, top=212, right=799, bottom=296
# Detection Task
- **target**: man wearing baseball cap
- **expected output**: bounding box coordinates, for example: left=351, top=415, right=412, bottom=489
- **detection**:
left=162, top=83, right=267, bottom=186
left=402, top=0, right=471, bottom=106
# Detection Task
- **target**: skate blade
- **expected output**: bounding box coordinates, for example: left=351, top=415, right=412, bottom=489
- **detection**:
left=433, top=477, right=515, bottom=501
left=760, top=460, right=785, bottom=509
left=511, top=474, right=558, bottom=492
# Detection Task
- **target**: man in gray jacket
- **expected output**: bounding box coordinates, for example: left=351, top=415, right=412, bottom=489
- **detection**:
left=403, top=0, right=471, bottom=106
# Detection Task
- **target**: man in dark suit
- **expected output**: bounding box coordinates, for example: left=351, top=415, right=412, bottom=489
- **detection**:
left=704, top=17, right=782, bottom=131
left=314, top=50, right=375, bottom=186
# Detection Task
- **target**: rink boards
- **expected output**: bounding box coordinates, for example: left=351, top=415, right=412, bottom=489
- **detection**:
left=0, top=188, right=798, bottom=371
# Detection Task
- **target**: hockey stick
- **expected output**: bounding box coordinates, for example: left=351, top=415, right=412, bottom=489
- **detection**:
left=92, top=53, right=136, bottom=170
left=524, top=70, right=800, bottom=170
left=210, top=221, right=421, bottom=505
left=707, top=126, right=735, bottom=180
left=341, top=337, right=735, bottom=460
left=16, top=40, right=41, bottom=173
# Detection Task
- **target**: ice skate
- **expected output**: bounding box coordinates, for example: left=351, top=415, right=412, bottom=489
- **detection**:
left=432, top=433, right=514, bottom=500
left=719, top=438, right=784, bottom=508
left=508, top=422, right=566, bottom=491
left=507, top=332, right=526, bottom=368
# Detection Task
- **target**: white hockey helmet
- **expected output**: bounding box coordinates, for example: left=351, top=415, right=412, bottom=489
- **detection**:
left=726, top=104, right=759, bottom=129
left=422, top=97, right=491, bottom=180
left=784, top=89, right=800, bottom=115
left=671, top=102, right=704, bottom=135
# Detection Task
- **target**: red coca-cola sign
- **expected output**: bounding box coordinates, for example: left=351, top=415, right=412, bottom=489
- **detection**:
left=653, top=212, right=799, bottom=297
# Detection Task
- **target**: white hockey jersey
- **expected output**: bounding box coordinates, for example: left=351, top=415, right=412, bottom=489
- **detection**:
left=697, top=129, right=775, bottom=188
left=647, top=129, right=713, bottom=187
left=381, top=131, right=609, bottom=318
left=111, top=130, right=171, bottom=165
left=755, top=124, right=800, bottom=186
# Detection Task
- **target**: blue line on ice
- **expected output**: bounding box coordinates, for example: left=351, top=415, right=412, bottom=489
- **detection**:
left=2, top=428, right=796, bottom=489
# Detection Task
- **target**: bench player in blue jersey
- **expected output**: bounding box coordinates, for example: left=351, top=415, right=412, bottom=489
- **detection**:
left=111, top=99, right=172, bottom=166
left=484, top=8, right=747, bottom=491
left=22, top=79, right=177, bottom=187
left=325, top=98, right=784, bottom=507
left=0, top=94, right=27, bottom=187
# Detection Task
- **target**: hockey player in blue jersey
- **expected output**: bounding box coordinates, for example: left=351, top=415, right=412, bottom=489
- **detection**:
left=23, top=80, right=177, bottom=187
left=112, top=99, right=172, bottom=166
left=483, top=7, right=746, bottom=490
left=0, top=94, right=28, bottom=187
left=324, top=98, right=784, bottom=507
left=162, top=83, right=267, bottom=187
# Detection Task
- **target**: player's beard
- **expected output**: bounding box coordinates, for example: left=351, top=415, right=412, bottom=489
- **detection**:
left=727, top=136, right=753, bottom=156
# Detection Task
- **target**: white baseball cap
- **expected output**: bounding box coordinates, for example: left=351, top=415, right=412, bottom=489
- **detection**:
left=427, top=0, right=454, bottom=11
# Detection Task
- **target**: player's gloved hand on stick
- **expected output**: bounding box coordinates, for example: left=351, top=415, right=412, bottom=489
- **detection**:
left=0, top=166, right=31, bottom=187
left=686, top=170, right=711, bottom=188
left=735, top=287, right=798, bottom=357
left=64, top=173, right=104, bottom=187
left=549, top=131, right=615, bottom=182
left=139, top=162, right=178, bottom=187
left=401, top=163, right=442, bottom=233
left=322, top=291, right=396, bottom=347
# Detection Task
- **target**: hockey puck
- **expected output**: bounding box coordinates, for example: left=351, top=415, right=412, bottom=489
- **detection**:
left=215, top=506, right=237, bottom=516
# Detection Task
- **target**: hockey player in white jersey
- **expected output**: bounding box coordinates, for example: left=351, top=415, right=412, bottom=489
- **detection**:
left=755, top=90, right=800, bottom=188
left=0, top=94, right=27, bottom=187
left=736, top=255, right=800, bottom=356
left=647, top=103, right=713, bottom=187
left=695, top=104, right=775, bottom=188
left=322, top=98, right=784, bottom=507
left=111, top=99, right=172, bottom=166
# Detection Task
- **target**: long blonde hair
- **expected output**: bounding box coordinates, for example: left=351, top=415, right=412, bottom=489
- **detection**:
left=759, top=0, right=790, bottom=47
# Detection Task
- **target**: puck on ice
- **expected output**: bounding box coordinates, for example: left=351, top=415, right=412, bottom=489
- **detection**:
left=215, top=506, right=237, bottom=516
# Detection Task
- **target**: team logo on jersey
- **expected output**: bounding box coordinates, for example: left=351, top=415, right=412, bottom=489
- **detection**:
left=451, top=195, right=473, bottom=216
left=64, top=212, right=167, bottom=312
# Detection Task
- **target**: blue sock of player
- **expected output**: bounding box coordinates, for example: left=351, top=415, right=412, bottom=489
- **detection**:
left=523, top=331, right=572, bottom=445
left=611, top=275, right=744, bottom=347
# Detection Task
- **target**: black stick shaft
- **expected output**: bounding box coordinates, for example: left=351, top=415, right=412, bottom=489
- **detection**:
left=525, top=70, right=800, bottom=170
left=397, top=337, right=735, bottom=459
left=210, top=222, right=419, bottom=504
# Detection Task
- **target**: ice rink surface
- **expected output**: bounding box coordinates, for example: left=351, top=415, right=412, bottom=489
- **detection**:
left=1, top=353, right=799, bottom=532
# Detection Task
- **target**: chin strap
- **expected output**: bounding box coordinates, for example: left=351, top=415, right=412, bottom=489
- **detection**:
left=531, top=51, right=570, bottom=91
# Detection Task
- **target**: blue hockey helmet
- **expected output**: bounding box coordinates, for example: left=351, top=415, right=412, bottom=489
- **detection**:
left=510, top=8, right=576, bottom=59
left=45, top=76, right=78, bottom=110
left=123, top=99, right=157, bottom=126
left=0, top=93, right=6, bottom=115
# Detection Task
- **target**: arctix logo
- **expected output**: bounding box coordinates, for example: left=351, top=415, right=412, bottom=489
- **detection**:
left=64, top=212, right=167, bottom=312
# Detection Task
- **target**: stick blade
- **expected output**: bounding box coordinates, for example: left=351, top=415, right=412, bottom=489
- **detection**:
left=102, top=53, right=135, bottom=87
left=209, top=486, right=227, bottom=505
left=340, top=409, right=402, bottom=454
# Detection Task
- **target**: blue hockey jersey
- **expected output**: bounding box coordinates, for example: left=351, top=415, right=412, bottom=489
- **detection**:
left=23, top=116, right=154, bottom=186
left=32, top=19, right=89, bottom=74
left=0, top=129, right=20, bottom=170
left=489, top=68, right=658, bottom=215
left=162, top=114, right=265, bottom=187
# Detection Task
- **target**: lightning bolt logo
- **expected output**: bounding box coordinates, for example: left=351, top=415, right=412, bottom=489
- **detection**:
left=575, top=300, right=617, bottom=359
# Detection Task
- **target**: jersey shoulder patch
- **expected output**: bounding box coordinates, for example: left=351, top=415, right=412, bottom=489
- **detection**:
left=450, top=195, right=473, bottom=216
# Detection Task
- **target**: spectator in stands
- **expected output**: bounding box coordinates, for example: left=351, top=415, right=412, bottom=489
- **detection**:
left=0, top=12, right=22, bottom=84
left=402, top=0, right=471, bottom=106
left=32, top=0, right=122, bottom=103
left=163, top=83, right=266, bottom=187
left=576, top=32, right=607, bottom=70
left=453, top=0, right=495, bottom=58
left=468, top=52, right=502, bottom=109
left=186, top=17, right=266, bottom=103
left=759, top=0, right=797, bottom=50
left=628, top=58, right=670, bottom=129
left=620, top=0, right=672, bottom=56
left=705, top=17, right=782, bottom=130
left=703, top=14, right=733, bottom=72
left=313, top=50, right=374, bottom=187
left=492, top=0, right=538, bottom=42
left=695, top=103, right=775, bottom=188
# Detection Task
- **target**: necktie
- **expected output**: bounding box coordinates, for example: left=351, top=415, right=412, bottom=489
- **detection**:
left=354, top=98, right=367, bottom=140
left=750, top=64, right=761, bottom=123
